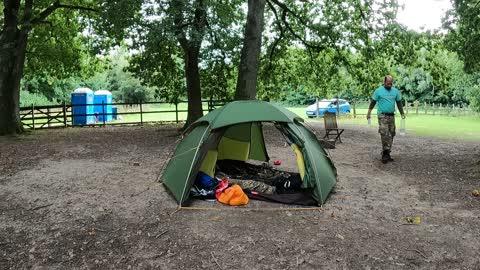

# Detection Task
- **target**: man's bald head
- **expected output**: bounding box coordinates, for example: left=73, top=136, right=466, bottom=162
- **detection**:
left=384, top=75, right=393, bottom=90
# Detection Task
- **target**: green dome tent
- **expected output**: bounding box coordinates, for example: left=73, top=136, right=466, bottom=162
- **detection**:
left=162, top=100, right=337, bottom=206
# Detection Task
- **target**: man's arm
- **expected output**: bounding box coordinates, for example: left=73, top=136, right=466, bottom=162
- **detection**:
left=366, top=100, right=376, bottom=120
left=396, top=100, right=405, bottom=119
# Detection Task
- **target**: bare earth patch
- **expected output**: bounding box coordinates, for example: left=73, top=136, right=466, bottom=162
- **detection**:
left=0, top=123, right=479, bottom=269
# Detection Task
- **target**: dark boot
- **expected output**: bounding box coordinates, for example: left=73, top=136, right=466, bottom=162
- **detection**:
left=381, top=150, right=389, bottom=164
left=387, top=151, right=394, bottom=162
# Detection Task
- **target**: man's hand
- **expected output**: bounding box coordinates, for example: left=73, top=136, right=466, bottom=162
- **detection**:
left=401, top=114, right=406, bottom=119
left=366, top=112, right=371, bottom=120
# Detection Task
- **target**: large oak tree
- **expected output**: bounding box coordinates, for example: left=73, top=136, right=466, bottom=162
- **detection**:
left=0, top=0, right=140, bottom=135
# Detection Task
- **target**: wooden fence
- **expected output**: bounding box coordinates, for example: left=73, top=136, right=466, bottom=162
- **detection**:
left=20, top=100, right=227, bottom=130
left=348, top=100, right=477, bottom=118
left=403, top=102, right=475, bottom=116
left=20, top=99, right=478, bottom=130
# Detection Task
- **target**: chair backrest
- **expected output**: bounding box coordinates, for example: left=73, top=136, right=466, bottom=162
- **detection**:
left=323, top=112, right=338, bottom=130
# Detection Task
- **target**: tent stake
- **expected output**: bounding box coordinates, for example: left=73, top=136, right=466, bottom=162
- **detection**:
left=211, top=252, right=223, bottom=270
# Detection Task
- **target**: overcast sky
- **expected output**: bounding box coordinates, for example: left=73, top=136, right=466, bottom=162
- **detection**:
left=396, top=0, right=452, bottom=31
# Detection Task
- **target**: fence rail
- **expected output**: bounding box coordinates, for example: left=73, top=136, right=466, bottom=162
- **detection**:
left=20, top=100, right=227, bottom=130
left=20, top=100, right=478, bottom=130
left=348, top=101, right=477, bottom=118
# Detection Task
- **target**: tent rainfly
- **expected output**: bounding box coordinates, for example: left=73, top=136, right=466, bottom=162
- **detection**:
left=162, top=100, right=337, bottom=206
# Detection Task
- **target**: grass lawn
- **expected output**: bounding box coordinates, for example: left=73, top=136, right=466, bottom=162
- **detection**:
left=111, top=104, right=480, bottom=142
left=119, top=103, right=209, bottom=123
left=22, top=101, right=478, bottom=142
left=288, top=107, right=480, bottom=142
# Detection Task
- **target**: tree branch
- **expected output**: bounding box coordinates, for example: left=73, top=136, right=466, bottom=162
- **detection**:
left=475, top=0, right=480, bottom=9
left=30, top=1, right=97, bottom=26
left=35, top=21, right=54, bottom=27
left=268, top=0, right=328, bottom=52
left=3, top=0, right=21, bottom=28
left=205, top=20, right=229, bottom=63
left=192, top=0, right=207, bottom=47
left=265, top=0, right=286, bottom=70
left=269, top=0, right=355, bottom=79
left=21, top=0, right=34, bottom=30
left=30, top=1, right=60, bottom=25
left=57, top=4, right=97, bottom=13
left=269, top=0, right=308, bottom=26
left=171, top=0, right=189, bottom=51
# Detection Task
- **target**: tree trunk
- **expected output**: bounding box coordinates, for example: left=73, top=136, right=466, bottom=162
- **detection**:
left=234, top=0, right=266, bottom=100
left=183, top=47, right=204, bottom=128
left=0, top=0, right=26, bottom=135
left=172, top=0, right=206, bottom=130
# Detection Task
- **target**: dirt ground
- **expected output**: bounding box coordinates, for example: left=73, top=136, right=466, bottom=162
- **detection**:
left=1, top=122, right=479, bottom=270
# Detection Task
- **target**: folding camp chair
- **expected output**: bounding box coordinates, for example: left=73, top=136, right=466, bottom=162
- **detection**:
left=323, top=112, right=344, bottom=143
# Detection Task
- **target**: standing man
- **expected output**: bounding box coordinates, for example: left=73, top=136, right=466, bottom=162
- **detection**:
left=367, top=75, right=405, bottom=164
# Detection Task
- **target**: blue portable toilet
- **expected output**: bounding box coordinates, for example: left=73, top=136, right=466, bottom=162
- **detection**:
left=94, top=90, right=113, bottom=122
left=112, top=106, right=118, bottom=120
left=71, top=88, right=95, bottom=125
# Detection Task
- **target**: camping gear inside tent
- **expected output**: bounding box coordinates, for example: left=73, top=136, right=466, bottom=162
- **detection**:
left=161, top=100, right=337, bottom=206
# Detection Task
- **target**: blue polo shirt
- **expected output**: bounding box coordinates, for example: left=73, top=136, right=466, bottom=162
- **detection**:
left=372, top=86, right=401, bottom=115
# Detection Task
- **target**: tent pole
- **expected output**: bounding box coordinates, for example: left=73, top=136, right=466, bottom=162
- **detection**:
left=178, top=126, right=211, bottom=204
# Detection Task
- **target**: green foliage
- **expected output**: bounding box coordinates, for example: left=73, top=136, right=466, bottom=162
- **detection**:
left=20, top=74, right=81, bottom=104
left=113, top=79, right=155, bottom=104
left=12, top=0, right=143, bottom=107
left=20, top=91, right=56, bottom=107
left=444, top=0, right=480, bottom=73
left=83, top=0, right=144, bottom=55
left=127, top=0, right=245, bottom=103
left=466, top=79, right=480, bottom=112
left=8, top=0, right=480, bottom=112
left=201, top=62, right=237, bottom=101
left=19, top=0, right=137, bottom=80
left=82, top=71, right=109, bottom=90
left=394, top=66, right=433, bottom=102
left=20, top=46, right=156, bottom=105
left=393, top=46, right=477, bottom=106
left=103, top=48, right=155, bottom=103
left=107, top=64, right=155, bottom=103
left=23, top=8, right=92, bottom=80
left=279, top=86, right=316, bottom=106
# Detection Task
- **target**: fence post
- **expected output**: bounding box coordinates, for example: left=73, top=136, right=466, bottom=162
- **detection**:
left=47, top=107, right=50, bottom=127
left=336, top=97, right=340, bottom=115
left=175, top=102, right=179, bottom=123
left=439, top=103, right=442, bottom=115
left=140, top=100, right=143, bottom=125
left=432, top=103, right=435, bottom=116
left=63, top=101, right=67, bottom=127
left=31, top=104, right=35, bottom=130
left=102, top=101, right=106, bottom=127
left=405, top=101, right=408, bottom=114
left=352, top=102, right=356, bottom=118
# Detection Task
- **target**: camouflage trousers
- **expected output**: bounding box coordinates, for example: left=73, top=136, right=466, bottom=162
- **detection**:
left=228, top=178, right=276, bottom=194
left=378, top=114, right=396, bottom=152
